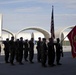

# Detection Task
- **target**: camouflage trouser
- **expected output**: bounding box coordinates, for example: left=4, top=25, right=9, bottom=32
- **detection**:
left=24, top=50, right=28, bottom=60
left=5, top=51, right=9, bottom=62
left=37, top=49, right=41, bottom=62
left=41, top=53, right=47, bottom=65
left=10, top=49, right=15, bottom=64
left=18, top=51, right=23, bottom=63
left=29, top=50, right=34, bottom=62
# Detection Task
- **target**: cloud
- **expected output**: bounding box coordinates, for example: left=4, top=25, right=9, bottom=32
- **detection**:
left=1, top=0, right=76, bottom=4
left=35, top=0, right=76, bottom=9
left=1, top=0, right=76, bottom=32
left=27, top=0, right=76, bottom=4
left=3, top=13, right=76, bottom=32
left=54, top=14, right=76, bottom=28
left=14, top=7, right=42, bottom=13
left=66, top=3, right=76, bottom=9
left=3, top=13, right=50, bottom=32
left=0, top=0, right=75, bottom=4
left=0, top=0, right=30, bottom=4
left=1, top=0, right=76, bottom=9
left=55, top=14, right=76, bottom=17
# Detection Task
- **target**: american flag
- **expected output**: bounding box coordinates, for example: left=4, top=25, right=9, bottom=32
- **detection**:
left=50, top=6, right=55, bottom=39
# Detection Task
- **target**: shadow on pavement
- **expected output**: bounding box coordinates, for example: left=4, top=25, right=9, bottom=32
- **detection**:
left=0, top=52, right=76, bottom=75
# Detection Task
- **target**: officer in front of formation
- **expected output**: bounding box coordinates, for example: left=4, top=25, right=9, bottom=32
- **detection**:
left=29, top=38, right=34, bottom=63
left=18, top=37, right=24, bottom=65
left=9, top=36, right=16, bottom=65
left=41, top=38, right=47, bottom=67
left=47, top=38, right=55, bottom=67
left=24, top=39, right=29, bottom=61
left=3, top=38, right=10, bottom=63
left=36, top=37, right=42, bottom=62
left=55, top=38, right=63, bottom=65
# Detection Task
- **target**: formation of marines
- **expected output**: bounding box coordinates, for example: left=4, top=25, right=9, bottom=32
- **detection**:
left=3, top=36, right=63, bottom=67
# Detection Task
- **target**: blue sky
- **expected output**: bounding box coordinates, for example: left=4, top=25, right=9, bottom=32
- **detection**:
left=0, top=0, right=76, bottom=32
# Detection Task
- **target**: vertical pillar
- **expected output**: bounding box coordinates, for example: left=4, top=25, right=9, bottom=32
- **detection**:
left=0, top=14, right=3, bottom=55
left=61, top=32, right=64, bottom=45
left=31, top=32, right=34, bottom=39
left=0, top=14, right=3, bottom=41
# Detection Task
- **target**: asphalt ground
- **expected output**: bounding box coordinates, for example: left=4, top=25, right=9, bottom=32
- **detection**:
left=0, top=46, right=76, bottom=75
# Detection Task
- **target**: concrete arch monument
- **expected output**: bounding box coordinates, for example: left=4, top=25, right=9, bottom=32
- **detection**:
left=55, top=25, right=75, bottom=41
left=2, top=28, right=14, bottom=36
left=1, top=28, right=14, bottom=40
left=15, top=26, right=51, bottom=40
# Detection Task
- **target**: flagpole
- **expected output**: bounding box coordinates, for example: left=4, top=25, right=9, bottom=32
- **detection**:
left=61, top=35, right=67, bottom=45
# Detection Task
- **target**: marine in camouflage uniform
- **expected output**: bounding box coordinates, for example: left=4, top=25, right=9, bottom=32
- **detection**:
left=24, top=39, right=29, bottom=61
left=9, top=36, right=16, bottom=65
left=55, top=38, right=63, bottom=65
left=41, top=38, right=47, bottom=67
left=18, top=37, right=24, bottom=65
left=15, top=39, right=19, bottom=62
left=36, top=37, right=42, bottom=62
left=47, top=38, right=55, bottom=67
left=29, top=38, right=34, bottom=63
left=3, top=38, right=10, bottom=63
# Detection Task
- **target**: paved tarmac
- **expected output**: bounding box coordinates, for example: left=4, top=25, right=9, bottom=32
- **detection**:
left=0, top=46, right=76, bottom=75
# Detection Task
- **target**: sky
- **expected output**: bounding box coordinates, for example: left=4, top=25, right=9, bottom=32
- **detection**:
left=0, top=0, right=76, bottom=33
